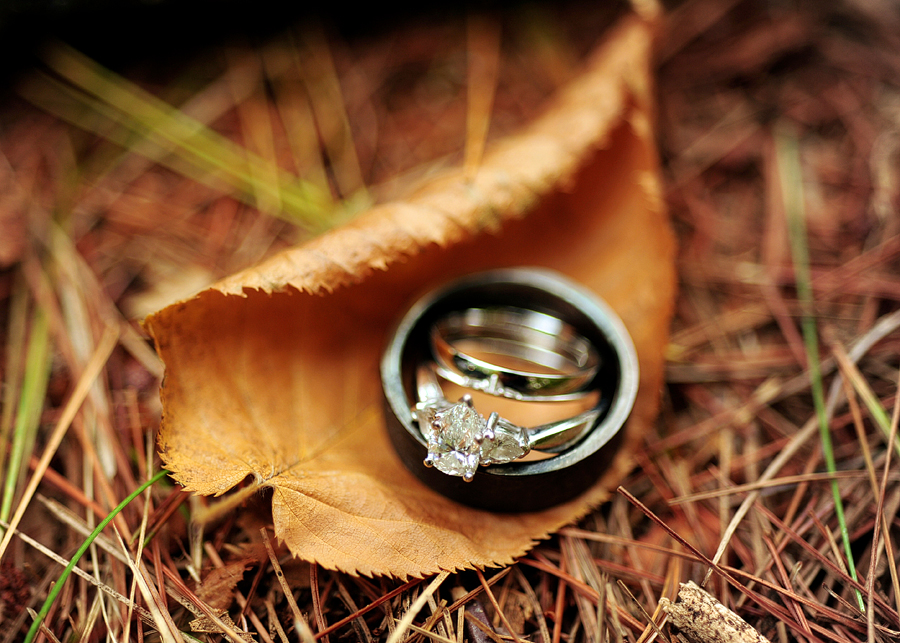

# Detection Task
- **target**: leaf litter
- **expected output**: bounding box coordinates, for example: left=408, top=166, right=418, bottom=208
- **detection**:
left=1, top=0, right=900, bottom=641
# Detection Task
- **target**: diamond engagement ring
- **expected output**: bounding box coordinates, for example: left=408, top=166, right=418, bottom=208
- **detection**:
left=431, top=307, right=600, bottom=401
left=414, top=364, right=605, bottom=481
left=381, top=268, right=639, bottom=512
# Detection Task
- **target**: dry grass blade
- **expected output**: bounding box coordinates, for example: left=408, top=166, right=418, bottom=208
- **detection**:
left=114, top=529, right=183, bottom=643
left=617, top=487, right=818, bottom=639
left=701, top=307, right=900, bottom=589
left=315, top=578, right=424, bottom=639
left=513, top=567, right=551, bottom=643
left=838, top=369, right=900, bottom=624
left=35, top=495, right=130, bottom=565
left=463, top=610, right=508, bottom=643
left=667, top=470, right=886, bottom=504
left=405, top=622, right=459, bottom=643
left=562, top=535, right=604, bottom=642
left=518, top=557, right=644, bottom=633
left=0, top=273, right=29, bottom=477
left=310, top=564, right=329, bottom=642
left=265, top=598, right=290, bottom=643
left=31, top=44, right=336, bottom=227
left=387, top=572, right=451, bottom=643
left=550, top=557, right=566, bottom=643
left=753, top=503, right=900, bottom=623
left=867, top=368, right=900, bottom=628
left=21, top=469, right=168, bottom=642
left=0, top=326, right=118, bottom=563
left=292, top=24, right=368, bottom=204
left=831, top=339, right=899, bottom=455
left=333, top=575, right=374, bottom=643
left=0, top=304, right=49, bottom=527
left=616, top=579, right=669, bottom=643
left=761, top=532, right=810, bottom=635
left=0, top=518, right=155, bottom=626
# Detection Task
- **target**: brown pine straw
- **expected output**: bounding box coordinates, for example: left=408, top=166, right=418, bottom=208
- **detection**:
left=519, top=556, right=645, bottom=634
left=615, top=579, right=670, bottom=643
left=260, top=527, right=315, bottom=642
left=4, top=1, right=900, bottom=641
left=836, top=360, right=900, bottom=619
left=617, top=486, right=898, bottom=642
left=475, top=569, right=522, bottom=643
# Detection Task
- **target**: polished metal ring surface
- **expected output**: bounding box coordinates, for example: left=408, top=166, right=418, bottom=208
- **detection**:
left=415, top=364, right=603, bottom=481
left=381, top=267, right=639, bottom=512
left=430, top=307, right=600, bottom=401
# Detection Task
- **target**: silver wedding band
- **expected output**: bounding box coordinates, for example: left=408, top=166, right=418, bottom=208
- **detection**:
left=430, top=307, right=600, bottom=401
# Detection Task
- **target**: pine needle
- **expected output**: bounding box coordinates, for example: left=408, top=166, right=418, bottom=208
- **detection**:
left=387, top=572, right=451, bottom=643
left=464, top=15, right=501, bottom=179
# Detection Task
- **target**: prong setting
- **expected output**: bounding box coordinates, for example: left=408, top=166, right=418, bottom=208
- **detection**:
left=484, top=412, right=499, bottom=442
left=413, top=396, right=529, bottom=480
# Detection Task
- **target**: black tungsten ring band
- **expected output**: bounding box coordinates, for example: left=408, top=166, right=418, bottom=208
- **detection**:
left=380, top=268, right=639, bottom=512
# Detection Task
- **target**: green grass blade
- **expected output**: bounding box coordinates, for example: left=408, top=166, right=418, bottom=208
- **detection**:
left=35, top=44, right=339, bottom=229
left=24, top=469, right=169, bottom=643
left=0, top=272, right=30, bottom=486
left=836, top=350, right=899, bottom=456
left=776, top=125, right=865, bottom=612
left=0, top=308, right=51, bottom=528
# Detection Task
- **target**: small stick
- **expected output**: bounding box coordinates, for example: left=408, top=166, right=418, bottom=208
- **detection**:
left=660, top=582, right=771, bottom=643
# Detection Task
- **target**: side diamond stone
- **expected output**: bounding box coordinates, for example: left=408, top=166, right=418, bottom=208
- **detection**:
left=480, top=424, right=529, bottom=464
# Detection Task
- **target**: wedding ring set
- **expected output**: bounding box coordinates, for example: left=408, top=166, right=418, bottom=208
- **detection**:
left=416, top=308, right=606, bottom=480
left=381, top=268, right=639, bottom=511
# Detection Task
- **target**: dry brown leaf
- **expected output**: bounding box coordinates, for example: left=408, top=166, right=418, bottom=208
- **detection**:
left=196, top=560, right=252, bottom=612
left=146, top=13, right=675, bottom=578
left=189, top=611, right=255, bottom=641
